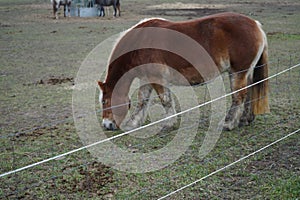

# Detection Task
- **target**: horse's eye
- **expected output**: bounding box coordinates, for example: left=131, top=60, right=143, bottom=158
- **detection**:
left=102, top=100, right=107, bottom=105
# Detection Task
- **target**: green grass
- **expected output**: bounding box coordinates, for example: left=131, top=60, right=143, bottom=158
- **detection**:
left=264, top=175, right=300, bottom=199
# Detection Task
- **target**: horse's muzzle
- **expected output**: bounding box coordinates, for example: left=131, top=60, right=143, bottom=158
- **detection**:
left=102, top=119, right=117, bottom=130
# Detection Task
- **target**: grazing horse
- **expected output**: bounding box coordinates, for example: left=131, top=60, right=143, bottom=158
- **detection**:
left=95, top=0, right=121, bottom=17
left=51, top=0, right=71, bottom=19
left=98, top=12, right=270, bottom=131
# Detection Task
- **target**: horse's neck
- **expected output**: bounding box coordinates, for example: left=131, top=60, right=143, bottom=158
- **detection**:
left=105, top=68, right=133, bottom=97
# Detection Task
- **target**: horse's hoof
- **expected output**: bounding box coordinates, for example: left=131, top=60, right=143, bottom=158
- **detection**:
left=223, top=122, right=235, bottom=131
left=248, top=114, right=255, bottom=123
left=238, top=114, right=255, bottom=127
left=222, top=126, right=231, bottom=131
left=238, top=120, right=249, bottom=127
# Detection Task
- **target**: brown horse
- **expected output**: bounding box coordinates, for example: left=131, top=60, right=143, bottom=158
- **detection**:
left=98, top=12, right=270, bottom=131
left=51, top=0, right=71, bottom=19
left=95, top=0, right=121, bottom=17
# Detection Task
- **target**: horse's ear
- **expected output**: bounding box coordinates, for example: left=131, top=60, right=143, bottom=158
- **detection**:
left=97, top=81, right=105, bottom=90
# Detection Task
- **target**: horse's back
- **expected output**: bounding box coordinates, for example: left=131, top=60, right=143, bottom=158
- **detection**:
left=131, top=12, right=264, bottom=69
left=132, top=12, right=263, bottom=53
left=134, top=12, right=258, bottom=32
left=111, top=12, right=266, bottom=84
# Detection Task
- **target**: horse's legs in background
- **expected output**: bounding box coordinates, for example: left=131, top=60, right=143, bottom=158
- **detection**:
left=117, top=5, right=121, bottom=16
left=63, top=4, right=66, bottom=17
left=52, top=5, right=56, bottom=19
left=123, top=84, right=153, bottom=130
left=99, top=6, right=105, bottom=17
left=113, top=4, right=117, bottom=17
left=239, top=76, right=255, bottom=127
left=116, top=2, right=121, bottom=16
left=223, top=71, right=248, bottom=130
left=63, top=1, right=71, bottom=18
left=53, top=2, right=59, bottom=19
left=67, top=1, right=71, bottom=17
left=151, top=84, right=177, bottom=129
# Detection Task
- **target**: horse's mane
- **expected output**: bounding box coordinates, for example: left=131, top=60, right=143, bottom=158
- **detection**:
left=105, top=17, right=169, bottom=81
left=134, top=17, right=168, bottom=27
left=115, top=17, right=168, bottom=47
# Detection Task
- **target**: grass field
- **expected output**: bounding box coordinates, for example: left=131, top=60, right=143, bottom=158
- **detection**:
left=0, top=0, right=299, bottom=199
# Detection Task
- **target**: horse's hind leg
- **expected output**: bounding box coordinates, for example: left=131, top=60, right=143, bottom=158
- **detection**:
left=151, top=84, right=177, bottom=130
left=67, top=1, right=71, bottom=17
left=63, top=5, right=66, bottom=17
left=113, top=5, right=117, bottom=17
left=116, top=3, right=121, bottom=16
left=53, top=3, right=59, bottom=19
left=123, top=84, right=153, bottom=130
left=239, top=77, right=255, bottom=127
left=223, top=71, right=248, bottom=131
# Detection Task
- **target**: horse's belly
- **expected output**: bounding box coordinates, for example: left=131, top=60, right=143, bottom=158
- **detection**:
left=168, top=66, right=206, bottom=86
left=139, top=62, right=219, bottom=86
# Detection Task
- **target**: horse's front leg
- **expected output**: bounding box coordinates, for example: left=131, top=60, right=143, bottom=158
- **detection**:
left=122, top=84, right=153, bottom=130
left=113, top=5, right=117, bottom=17
left=223, top=71, right=248, bottom=131
left=151, top=84, right=177, bottom=130
left=53, top=4, right=58, bottom=19
left=99, top=6, right=105, bottom=17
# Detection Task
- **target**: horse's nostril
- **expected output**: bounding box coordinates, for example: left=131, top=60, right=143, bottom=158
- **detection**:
left=109, top=123, right=113, bottom=130
left=102, top=122, right=109, bottom=130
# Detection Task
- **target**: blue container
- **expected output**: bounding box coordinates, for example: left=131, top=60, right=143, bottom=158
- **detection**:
left=70, top=6, right=99, bottom=17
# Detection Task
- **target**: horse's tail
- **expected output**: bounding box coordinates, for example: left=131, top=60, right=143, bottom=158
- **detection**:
left=251, top=41, right=270, bottom=115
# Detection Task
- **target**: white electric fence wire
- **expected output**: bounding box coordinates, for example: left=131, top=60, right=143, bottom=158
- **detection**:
left=0, top=63, right=299, bottom=178
left=157, top=128, right=300, bottom=200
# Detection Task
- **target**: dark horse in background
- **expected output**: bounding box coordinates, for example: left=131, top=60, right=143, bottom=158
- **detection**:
left=95, top=0, right=121, bottom=17
left=98, top=12, right=270, bottom=131
left=51, top=0, right=71, bottom=19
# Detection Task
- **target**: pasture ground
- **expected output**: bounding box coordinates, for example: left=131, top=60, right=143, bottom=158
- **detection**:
left=0, top=0, right=299, bottom=199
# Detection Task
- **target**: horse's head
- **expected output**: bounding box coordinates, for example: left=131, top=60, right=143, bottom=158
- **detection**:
left=97, top=81, right=131, bottom=130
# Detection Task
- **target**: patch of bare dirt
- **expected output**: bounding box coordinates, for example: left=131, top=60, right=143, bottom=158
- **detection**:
left=59, top=161, right=115, bottom=198
left=143, top=3, right=239, bottom=17
left=0, top=22, right=12, bottom=27
left=14, top=126, right=59, bottom=140
left=145, top=8, right=225, bottom=17
left=7, top=161, right=115, bottom=199
left=147, top=3, right=232, bottom=10
left=29, top=75, right=74, bottom=85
